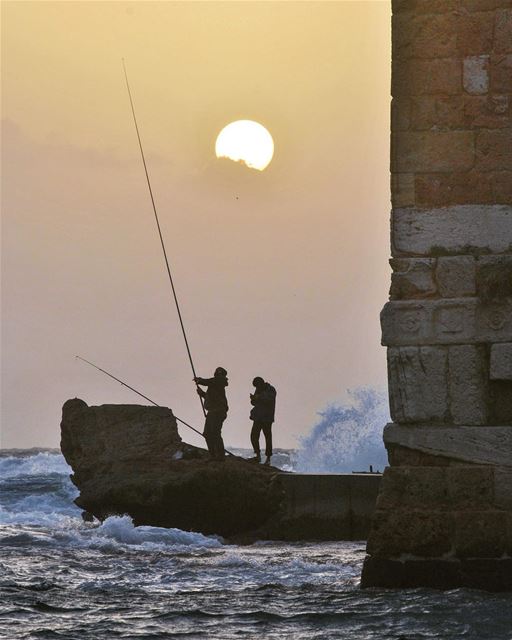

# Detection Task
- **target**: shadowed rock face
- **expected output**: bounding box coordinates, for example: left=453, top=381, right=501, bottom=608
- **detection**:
left=60, top=399, right=282, bottom=539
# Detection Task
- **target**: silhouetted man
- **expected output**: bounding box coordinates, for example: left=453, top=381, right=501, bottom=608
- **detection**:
left=194, top=367, right=229, bottom=461
left=249, top=376, right=276, bottom=465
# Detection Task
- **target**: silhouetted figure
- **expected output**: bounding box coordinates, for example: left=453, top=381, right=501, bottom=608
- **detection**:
left=249, top=376, right=276, bottom=465
left=194, top=367, right=229, bottom=461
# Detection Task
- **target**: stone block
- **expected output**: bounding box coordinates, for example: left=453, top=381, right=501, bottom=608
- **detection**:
left=393, top=13, right=457, bottom=59
left=381, top=301, right=430, bottom=344
left=446, top=466, right=495, bottom=510
left=457, top=13, right=495, bottom=55
left=476, top=300, right=512, bottom=342
left=376, top=466, right=448, bottom=511
left=433, top=301, right=476, bottom=342
left=391, top=173, right=415, bottom=207
left=495, top=9, right=512, bottom=53
left=392, top=1, right=462, bottom=14
left=392, top=58, right=462, bottom=96
left=392, top=205, right=512, bottom=257
left=490, top=343, right=512, bottom=380
left=381, top=299, right=479, bottom=346
left=463, top=56, right=490, bottom=94
left=493, top=171, right=512, bottom=204
left=437, top=256, right=476, bottom=297
left=454, top=511, right=508, bottom=558
left=389, top=258, right=436, bottom=299
left=391, top=98, right=411, bottom=131
left=383, top=423, right=512, bottom=467
left=387, top=346, right=449, bottom=423
left=410, top=95, right=464, bottom=130
left=494, top=467, right=512, bottom=510
left=415, top=171, right=494, bottom=207
left=392, top=131, right=474, bottom=173
left=463, top=94, right=510, bottom=129
left=475, top=129, right=512, bottom=171
left=465, top=0, right=512, bottom=10
left=367, top=509, right=453, bottom=558
left=448, top=345, right=488, bottom=425
left=490, top=54, right=512, bottom=92
left=476, top=255, right=512, bottom=302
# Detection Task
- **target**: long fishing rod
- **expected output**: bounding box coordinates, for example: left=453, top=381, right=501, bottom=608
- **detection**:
left=75, top=356, right=203, bottom=437
left=75, top=355, right=236, bottom=458
left=122, top=59, right=205, bottom=418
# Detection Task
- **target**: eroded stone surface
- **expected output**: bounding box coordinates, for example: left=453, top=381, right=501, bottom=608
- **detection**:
left=436, top=256, right=476, bottom=297
left=392, top=205, right=512, bottom=257
left=387, top=347, right=448, bottom=423
left=463, top=55, right=490, bottom=94
left=389, top=258, right=437, bottom=299
left=490, top=343, right=512, bottom=379
left=448, top=345, right=488, bottom=425
left=384, top=423, right=512, bottom=467
left=381, top=298, right=512, bottom=346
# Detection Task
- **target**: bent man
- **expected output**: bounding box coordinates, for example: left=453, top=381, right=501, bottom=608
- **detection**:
left=194, top=367, right=229, bottom=461
left=249, top=376, right=277, bottom=465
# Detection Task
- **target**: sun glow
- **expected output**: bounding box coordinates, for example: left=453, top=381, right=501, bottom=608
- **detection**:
left=215, top=120, right=274, bottom=171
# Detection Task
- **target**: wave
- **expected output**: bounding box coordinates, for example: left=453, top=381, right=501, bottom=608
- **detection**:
left=0, top=450, right=223, bottom=552
left=296, top=387, right=389, bottom=473
left=0, top=451, right=72, bottom=478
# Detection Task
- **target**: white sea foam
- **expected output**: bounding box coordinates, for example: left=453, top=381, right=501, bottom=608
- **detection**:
left=297, top=386, right=389, bottom=473
left=52, top=515, right=223, bottom=553
left=0, top=451, right=72, bottom=478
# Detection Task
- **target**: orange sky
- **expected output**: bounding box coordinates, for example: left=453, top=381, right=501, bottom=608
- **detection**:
left=1, top=1, right=391, bottom=449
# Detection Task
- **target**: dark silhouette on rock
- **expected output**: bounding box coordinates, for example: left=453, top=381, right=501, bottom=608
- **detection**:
left=194, top=367, right=229, bottom=461
left=249, top=376, right=276, bottom=465
left=60, top=398, right=381, bottom=542
left=60, top=398, right=282, bottom=539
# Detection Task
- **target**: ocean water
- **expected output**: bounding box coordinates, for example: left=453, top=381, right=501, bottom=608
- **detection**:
left=1, top=450, right=512, bottom=640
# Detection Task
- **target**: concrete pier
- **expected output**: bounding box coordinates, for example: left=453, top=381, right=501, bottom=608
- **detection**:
left=271, top=473, right=382, bottom=541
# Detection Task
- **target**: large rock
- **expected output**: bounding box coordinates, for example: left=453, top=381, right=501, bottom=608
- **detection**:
left=60, top=398, right=283, bottom=539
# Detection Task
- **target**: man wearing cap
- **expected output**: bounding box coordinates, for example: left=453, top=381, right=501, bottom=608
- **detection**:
left=194, top=367, right=229, bottom=461
left=249, top=376, right=277, bottom=465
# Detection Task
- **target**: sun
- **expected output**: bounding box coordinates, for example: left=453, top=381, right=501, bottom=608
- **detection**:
left=215, top=120, right=274, bottom=171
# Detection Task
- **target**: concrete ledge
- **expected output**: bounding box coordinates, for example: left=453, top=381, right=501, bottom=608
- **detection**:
left=384, top=423, right=512, bottom=467
left=270, top=473, right=382, bottom=541
left=392, top=205, right=512, bottom=257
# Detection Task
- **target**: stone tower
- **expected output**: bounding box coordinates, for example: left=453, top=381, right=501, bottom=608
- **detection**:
left=362, top=0, right=512, bottom=590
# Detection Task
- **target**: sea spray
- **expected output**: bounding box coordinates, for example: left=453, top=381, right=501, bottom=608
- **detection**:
left=296, top=387, right=389, bottom=473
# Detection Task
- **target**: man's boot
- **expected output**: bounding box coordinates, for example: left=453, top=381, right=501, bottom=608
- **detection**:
left=264, top=456, right=271, bottom=466
left=249, top=454, right=261, bottom=463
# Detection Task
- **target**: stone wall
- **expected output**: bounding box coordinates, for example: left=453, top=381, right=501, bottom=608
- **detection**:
left=362, top=0, right=512, bottom=591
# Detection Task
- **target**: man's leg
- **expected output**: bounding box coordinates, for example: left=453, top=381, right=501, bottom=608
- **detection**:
left=203, top=414, right=216, bottom=457
left=210, top=412, right=226, bottom=461
left=250, top=421, right=262, bottom=461
left=262, top=422, right=273, bottom=463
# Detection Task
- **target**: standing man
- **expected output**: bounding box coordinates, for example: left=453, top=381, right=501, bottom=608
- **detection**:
left=249, top=376, right=277, bottom=465
left=194, top=367, right=229, bottom=461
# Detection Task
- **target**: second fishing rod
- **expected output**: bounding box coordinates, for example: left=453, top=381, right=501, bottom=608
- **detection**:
left=122, top=59, right=205, bottom=418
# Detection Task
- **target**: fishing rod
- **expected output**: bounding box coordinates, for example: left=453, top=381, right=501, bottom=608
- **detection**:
left=75, top=355, right=236, bottom=458
left=76, top=356, right=203, bottom=437
left=122, top=59, right=205, bottom=418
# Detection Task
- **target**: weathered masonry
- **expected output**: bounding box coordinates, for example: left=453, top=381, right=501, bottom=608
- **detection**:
left=362, top=0, right=512, bottom=591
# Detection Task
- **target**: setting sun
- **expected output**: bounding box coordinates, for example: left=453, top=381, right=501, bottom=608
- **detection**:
left=215, top=120, right=274, bottom=171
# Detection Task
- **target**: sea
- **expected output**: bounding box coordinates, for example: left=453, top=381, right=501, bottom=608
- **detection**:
left=1, top=449, right=512, bottom=640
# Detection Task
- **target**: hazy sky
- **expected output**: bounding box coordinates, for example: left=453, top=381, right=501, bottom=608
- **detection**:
left=1, top=1, right=391, bottom=449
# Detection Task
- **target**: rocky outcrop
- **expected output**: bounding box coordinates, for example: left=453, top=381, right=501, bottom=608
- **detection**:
left=60, top=398, right=282, bottom=539
left=61, top=399, right=382, bottom=542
